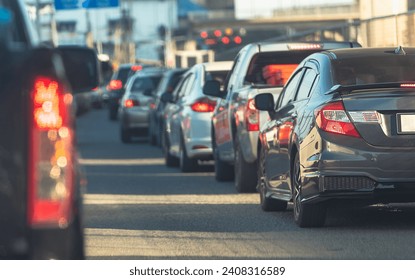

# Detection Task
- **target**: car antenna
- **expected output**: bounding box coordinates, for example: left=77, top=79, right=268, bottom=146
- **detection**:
left=395, top=46, right=406, bottom=55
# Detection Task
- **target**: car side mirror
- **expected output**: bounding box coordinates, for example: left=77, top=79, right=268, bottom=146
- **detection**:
left=160, top=92, right=173, bottom=103
left=56, top=46, right=100, bottom=94
left=254, top=93, right=275, bottom=111
left=203, top=80, right=225, bottom=98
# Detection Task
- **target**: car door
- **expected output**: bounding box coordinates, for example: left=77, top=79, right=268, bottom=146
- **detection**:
left=265, top=62, right=320, bottom=195
left=263, top=68, right=304, bottom=193
left=213, top=52, right=245, bottom=160
left=169, top=72, right=195, bottom=156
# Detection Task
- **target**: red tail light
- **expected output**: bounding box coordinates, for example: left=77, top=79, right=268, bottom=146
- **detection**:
left=28, top=77, right=74, bottom=228
left=131, top=65, right=143, bottom=72
left=191, top=98, right=216, bottom=112
left=315, top=101, right=360, bottom=138
left=124, top=99, right=140, bottom=108
left=107, top=79, right=123, bottom=91
left=245, top=98, right=259, bottom=131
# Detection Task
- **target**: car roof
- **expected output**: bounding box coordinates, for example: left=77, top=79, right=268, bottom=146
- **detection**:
left=254, top=41, right=361, bottom=52
left=202, top=61, right=233, bottom=71
left=323, top=46, right=415, bottom=59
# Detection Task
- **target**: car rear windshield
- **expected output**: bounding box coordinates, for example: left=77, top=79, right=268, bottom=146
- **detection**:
left=205, top=70, right=229, bottom=87
left=131, top=76, right=162, bottom=92
left=332, top=55, right=415, bottom=86
left=246, top=51, right=319, bottom=87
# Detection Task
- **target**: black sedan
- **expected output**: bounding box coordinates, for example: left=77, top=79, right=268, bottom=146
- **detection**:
left=255, top=47, right=415, bottom=228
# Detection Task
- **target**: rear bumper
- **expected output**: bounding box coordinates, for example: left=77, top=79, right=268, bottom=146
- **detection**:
left=120, top=109, right=149, bottom=130
left=183, top=113, right=213, bottom=160
left=301, top=132, right=415, bottom=204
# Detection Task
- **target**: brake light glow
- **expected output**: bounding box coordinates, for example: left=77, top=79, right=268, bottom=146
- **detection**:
left=400, top=83, right=415, bottom=88
left=191, top=98, right=216, bottom=112
left=28, top=77, right=74, bottom=228
left=131, top=65, right=143, bottom=72
left=287, top=43, right=322, bottom=50
left=107, top=79, right=123, bottom=91
left=124, top=99, right=140, bottom=108
left=315, top=101, right=360, bottom=138
left=246, top=98, right=259, bottom=131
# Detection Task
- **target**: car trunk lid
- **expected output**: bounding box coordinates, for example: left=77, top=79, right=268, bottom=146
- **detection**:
left=338, top=84, right=415, bottom=147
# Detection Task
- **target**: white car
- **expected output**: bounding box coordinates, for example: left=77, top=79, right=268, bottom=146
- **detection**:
left=119, top=68, right=164, bottom=143
left=162, top=61, right=233, bottom=172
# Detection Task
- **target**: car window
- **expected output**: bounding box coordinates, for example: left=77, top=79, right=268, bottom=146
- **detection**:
left=180, top=73, right=195, bottom=98
left=2, top=0, right=30, bottom=45
left=295, top=68, right=318, bottom=101
left=173, top=74, right=191, bottom=101
left=332, top=55, right=415, bottom=85
left=131, top=76, right=158, bottom=92
left=278, top=69, right=303, bottom=108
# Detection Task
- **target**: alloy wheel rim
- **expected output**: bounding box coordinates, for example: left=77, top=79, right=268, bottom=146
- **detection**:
left=293, top=157, right=301, bottom=219
left=235, top=145, right=240, bottom=186
left=259, top=149, right=267, bottom=205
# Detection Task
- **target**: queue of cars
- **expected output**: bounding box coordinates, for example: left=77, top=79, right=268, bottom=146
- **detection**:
left=101, top=40, right=415, bottom=229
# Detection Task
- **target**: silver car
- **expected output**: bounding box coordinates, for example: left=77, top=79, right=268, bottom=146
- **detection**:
left=162, top=61, right=233, bottom=172
left=119, top=68, right=164, bottom=143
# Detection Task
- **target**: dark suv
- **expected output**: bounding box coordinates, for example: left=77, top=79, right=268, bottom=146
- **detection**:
left=0, top=0, right=98, bottom=258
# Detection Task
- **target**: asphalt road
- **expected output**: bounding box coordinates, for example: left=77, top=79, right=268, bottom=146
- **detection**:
left=77, top=108, right=415, bottom=259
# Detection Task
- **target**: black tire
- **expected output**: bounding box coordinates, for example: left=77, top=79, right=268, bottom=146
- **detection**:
left=212, top=128, right=234, bottom=181
left=292, top=153, right=326, bottom=227
left=258, top=146, right=288, bottom=211
left=214, top=150, right=234, bottom=181
left=148, top=117, right=157, bottom=146
left=179, top=135, right=198, bottom=172
left=234, top=138, right=257, bottom=193
left=121, top=127, right=132, bottom=143
left=162, top=129, right=179, bottom=167
left=109, top=107, right=118, bottom=120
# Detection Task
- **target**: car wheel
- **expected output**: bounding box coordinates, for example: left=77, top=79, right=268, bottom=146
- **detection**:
left=148, top=119, right=157, bottom=146
left=292, top=153, right=326, bottom=227
left=258, top=146, right=287, bottom=211
left=179, top=135, right=198, bottom=172
left=121, top=127, right=132, bottom=143
left=234, top=138, right=257, bottom=193
left=109, top=103, right=118, bottom=120
left=162, top=129, right=179, bottom=167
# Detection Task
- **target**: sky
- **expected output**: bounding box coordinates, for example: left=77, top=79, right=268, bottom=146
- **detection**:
left=234, top=0, right=354, bottom=19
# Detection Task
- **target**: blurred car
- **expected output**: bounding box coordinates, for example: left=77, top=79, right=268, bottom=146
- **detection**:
left=73, top=90, right=92, bottom=116
left=148, top=68, right=187, bottom=146
left=255, top=46, right=415, bottom=227
left=105, top=63, right=146, bottom=120
left=204, top=41, right=361, bottom=193
left=90, top=56, right=114, bottom=109
left=90, top=86, right=105, bottom=109
left=0, top=0, right=99, bottom=259
left=162, top=61, right=233, bottom=172
left=119, top=68, right=165, bottom=143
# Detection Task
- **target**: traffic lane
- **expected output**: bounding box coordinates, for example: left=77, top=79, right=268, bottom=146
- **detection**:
left=85, top=199, right=415, bottom=259
left=77, top=109, right=415, bottom=259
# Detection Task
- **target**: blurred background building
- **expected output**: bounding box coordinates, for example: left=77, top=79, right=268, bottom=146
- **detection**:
left=24, top=0, right=415, bottom=67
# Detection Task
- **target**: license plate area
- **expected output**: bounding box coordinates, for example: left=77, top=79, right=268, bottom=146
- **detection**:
left=397, top=113, right=415, bottom=134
